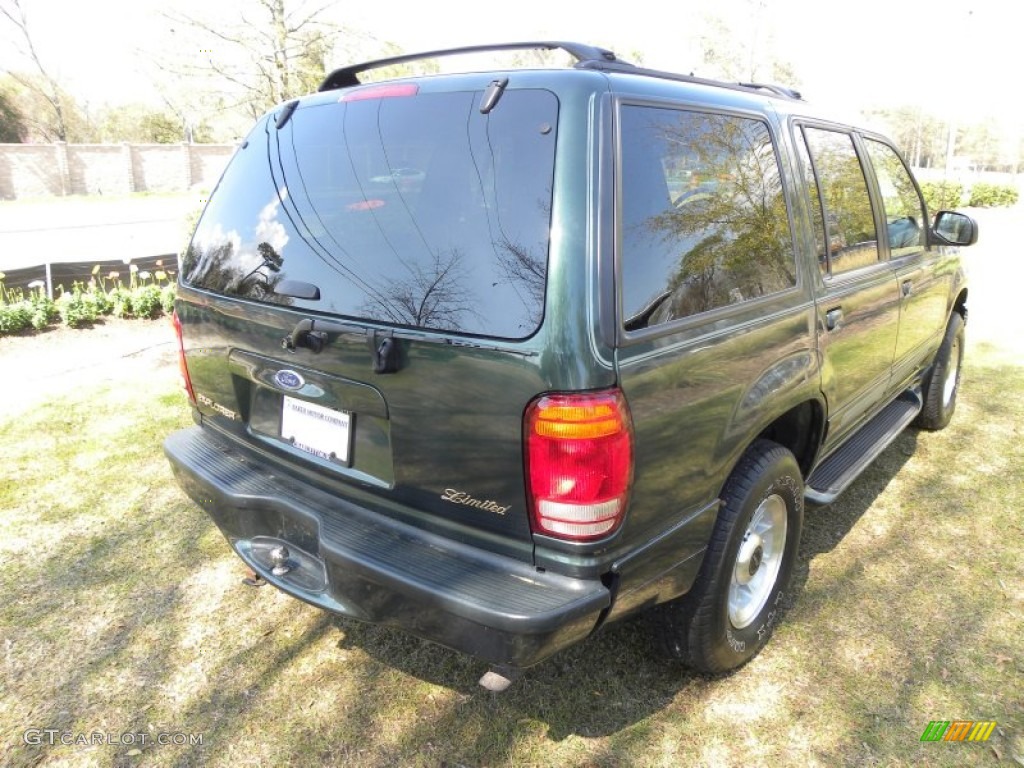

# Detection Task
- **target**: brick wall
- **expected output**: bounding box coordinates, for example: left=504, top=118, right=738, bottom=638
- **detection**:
left=0, top=142, right=235, bottom=200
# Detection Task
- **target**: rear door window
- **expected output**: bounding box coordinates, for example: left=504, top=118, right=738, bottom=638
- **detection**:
left=618, top=105, right=796, bottom=331
left=183, top=89, right=558, bottom=339
left=799, top=127, right=880, bottom=277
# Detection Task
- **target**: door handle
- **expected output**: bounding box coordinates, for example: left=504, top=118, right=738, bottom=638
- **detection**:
left=901, top=279, right=913, bottom=297
left=825, top=307, right=843, bottom=332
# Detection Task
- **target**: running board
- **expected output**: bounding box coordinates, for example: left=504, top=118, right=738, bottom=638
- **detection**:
left=806, top=391, right=922, bottom=506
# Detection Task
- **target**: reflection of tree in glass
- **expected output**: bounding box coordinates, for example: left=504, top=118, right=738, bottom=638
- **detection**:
left=803, top=129, right=878, bottom=273
left=864, top=140, right=925, bottom=254
left=643, top=112, right=794, bottom=321
left=360, top=249, right=478, bottom=331
left=183, top=239, right=291, bottom=305
left=494, top=236, right=545, bottom=327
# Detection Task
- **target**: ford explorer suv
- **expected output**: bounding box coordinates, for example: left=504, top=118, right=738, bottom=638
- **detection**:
left=164, top=42, right=978, bottom=686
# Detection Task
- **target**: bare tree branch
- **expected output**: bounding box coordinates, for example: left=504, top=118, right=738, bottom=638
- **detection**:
left=157, top=0, right=341, bottom=119
left=0, top=0, right=70, bottom=139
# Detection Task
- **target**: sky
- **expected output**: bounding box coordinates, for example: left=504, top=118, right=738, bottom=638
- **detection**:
left=1, top=0, right=1019, bottom=125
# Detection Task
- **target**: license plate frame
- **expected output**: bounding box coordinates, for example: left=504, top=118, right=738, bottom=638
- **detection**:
left=280, top=396, right=352, bottom=465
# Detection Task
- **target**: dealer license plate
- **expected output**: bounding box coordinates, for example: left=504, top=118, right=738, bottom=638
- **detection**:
left=281, top=396, right=352, bottom=464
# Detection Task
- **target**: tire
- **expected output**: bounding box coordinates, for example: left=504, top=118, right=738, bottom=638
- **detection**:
left=655, top=440, right=803, bottom=674
left=915, top=312, right=965, bottom=431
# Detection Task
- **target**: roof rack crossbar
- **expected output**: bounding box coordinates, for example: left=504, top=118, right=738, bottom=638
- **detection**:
left=320, top=41, right=624, bottom=91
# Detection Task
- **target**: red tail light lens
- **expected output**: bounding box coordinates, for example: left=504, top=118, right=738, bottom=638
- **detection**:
left=172, top=310, right=196, bottom=404
left=525, top=390, right=633, bottom=541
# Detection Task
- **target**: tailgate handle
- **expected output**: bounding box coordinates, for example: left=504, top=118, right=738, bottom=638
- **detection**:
left=369, top=330, right=400, bottom=374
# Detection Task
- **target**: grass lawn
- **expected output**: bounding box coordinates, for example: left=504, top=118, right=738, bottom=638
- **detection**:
left=1, top=220, right=1021, bottom=765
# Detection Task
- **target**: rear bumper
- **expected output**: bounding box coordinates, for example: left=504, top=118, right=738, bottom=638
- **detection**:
left=164, top=426, right=610, bottom=668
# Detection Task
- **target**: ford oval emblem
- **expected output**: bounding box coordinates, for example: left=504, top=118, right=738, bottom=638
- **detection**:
left=274, top=369, right=305, bottom=391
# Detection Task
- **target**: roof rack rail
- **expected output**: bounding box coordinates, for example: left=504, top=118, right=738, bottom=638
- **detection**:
left=320, top=41, right=629, bottom=91
left=739, top=82, right=803, bottom=100
left=319, top=40, right=803, bottom=102
left=580, top=58, right=803, bottom=101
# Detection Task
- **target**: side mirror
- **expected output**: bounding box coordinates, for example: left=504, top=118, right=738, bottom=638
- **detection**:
left=931, top=210, right=979, bottom=246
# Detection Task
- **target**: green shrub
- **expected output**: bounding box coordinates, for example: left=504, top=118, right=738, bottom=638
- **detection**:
left=0, top=302, right=32, bottom=333
left=132, top=285, right=163, bottom=318
left=921, top=181, right=964, bottom=211
left=57, top=288, right=99, bottom=328
left=110, top=286, right=134, bottom=319
left=29, top=292, right=58, bottom=330
left=85, top=285, right=115, bottom=316
left=968, top=182, right=1020, bottom=208
left=1, top=271, right=178, bottom=336
left=160, top=284, right=176, bottom=315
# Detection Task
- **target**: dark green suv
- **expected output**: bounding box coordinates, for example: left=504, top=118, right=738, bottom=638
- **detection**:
left=164, top=42, right=978, bottom=684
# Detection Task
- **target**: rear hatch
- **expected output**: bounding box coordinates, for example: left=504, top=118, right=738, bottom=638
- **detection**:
left=178, top=79, right=559, bottom=556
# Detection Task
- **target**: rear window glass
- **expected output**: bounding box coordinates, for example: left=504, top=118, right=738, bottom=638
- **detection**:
left=619, top=105, right=796, bottom=330
left=182, top=89, right=558, bottom=339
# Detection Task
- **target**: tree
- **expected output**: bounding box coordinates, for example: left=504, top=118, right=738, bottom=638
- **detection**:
left=956, top=119, right=1004, bottom=172
left=94, top=103, right=195, bottom=144
left=163, top=0, right=339, bottom=120
left=0, top=0, right=76, bottom=140
left=693, top=6, right=800, bottom=88
left=862, top=106, right=946, bottom=168
left=0, top=83, right=24, bottom=142
left=0, top=72, right=94, bottom=142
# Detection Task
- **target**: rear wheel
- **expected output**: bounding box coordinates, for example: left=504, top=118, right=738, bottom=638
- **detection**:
left=656, top=440, right=803, bottom=673
left=915, top=312, right=965, bottom=431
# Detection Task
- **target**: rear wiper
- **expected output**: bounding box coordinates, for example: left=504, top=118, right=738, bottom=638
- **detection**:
left=273, top=279, right=320, bottom=300
left=275, top=100, right=299, bottom=129
left=479, top=78, right=509, bottom=114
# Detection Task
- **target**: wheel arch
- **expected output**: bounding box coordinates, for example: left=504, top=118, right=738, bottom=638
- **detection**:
left=753, top=398, right=826, bottom=480
left=953, top=287, right=968, bottom=322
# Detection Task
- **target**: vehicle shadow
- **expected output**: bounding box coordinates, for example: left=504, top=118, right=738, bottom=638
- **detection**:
left=326, top=429, right=922, bottom=746
left=794, top=426, right=919, bottom=576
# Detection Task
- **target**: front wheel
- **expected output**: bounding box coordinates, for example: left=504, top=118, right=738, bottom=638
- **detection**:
left=915, top=312, right=965, bottom=431
left=656, top=440, right=803, bottom=673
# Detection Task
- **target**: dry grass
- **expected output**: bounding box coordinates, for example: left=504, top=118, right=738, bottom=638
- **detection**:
left=0, top=210, right=1021, bottom=767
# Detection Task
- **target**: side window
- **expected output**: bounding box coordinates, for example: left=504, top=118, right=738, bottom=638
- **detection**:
left=619, top=106, right=796, bottom=330
left=864, top=139, right=926, bottom=258
left=801, top=127, right=880, bottom=277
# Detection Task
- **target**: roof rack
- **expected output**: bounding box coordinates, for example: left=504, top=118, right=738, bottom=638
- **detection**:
left=320, top=41, right=629, bottom=91
left=580, top=58, right=803, bottom=101
left=319, top=41, right=802, bottom=102
left=739, top=82, right=803, bottom=100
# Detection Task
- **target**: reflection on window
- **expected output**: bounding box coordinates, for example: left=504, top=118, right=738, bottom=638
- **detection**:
left=794, top=129, right=829, bottom=276
left=865, top=139, right=926, bottom=258
left=801, top=128, right=879, bottom=276
left=183, top=90, right=558, bottom=339
left=619, top=106, right=796, bottom=329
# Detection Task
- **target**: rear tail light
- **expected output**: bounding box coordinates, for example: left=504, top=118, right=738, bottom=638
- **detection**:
left=172, top=310, right=196, bottom=404
left=525, top=390, right=633, bottom=541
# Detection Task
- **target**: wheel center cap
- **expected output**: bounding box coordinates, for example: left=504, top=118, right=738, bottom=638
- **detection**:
left=735, top=533, right=765, bottom=586
left=749, top=545, right=763, bottom=576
